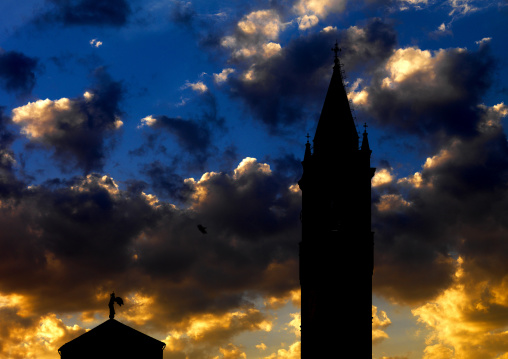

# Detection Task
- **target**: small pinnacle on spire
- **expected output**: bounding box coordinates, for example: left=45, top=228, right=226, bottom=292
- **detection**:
left=361, top=123, right=371, bottom=152
left=304, top=133, right=312, bottom=159
left=332, top=40, right=340, bottom=67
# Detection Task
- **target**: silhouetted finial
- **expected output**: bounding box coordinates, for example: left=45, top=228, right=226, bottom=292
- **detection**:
left=306, top=133, right=310, bottom=143
left=108, top=292, right=124, bottom=319
left=363, top=122, right=368, bottom=134
left=332, top=41, right=340, bottom=67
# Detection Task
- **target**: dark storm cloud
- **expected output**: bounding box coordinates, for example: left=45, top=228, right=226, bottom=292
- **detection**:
left=169, top=0, right=197, bottom=27
left=138, top=92, right=226, bottom=170
left=0, top=107, right=15, bottom=150
left=0, top=49, right=39, bottom=96
left=0, top=157, right=300, bottom=338
left=141, top=160, right=190, bottom=202
left=224, top=19, right=397, bottom=133
left=149, top=115, right=212, bottom=163
left=12, top=67, right=124, bottom=174
left=359, top=42, right=496, bottom=144
left=372, top=108, right=508, bottom=304
left=37, top=0, right=132, bottom=27
left=0, top=108, right=25, bottom=198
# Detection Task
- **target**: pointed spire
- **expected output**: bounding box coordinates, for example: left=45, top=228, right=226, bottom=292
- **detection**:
left=361, top=123, right=371, bottom=152
left=332, top=40, right=340, bottom=69
left=313, top=42, right=359, bottom=157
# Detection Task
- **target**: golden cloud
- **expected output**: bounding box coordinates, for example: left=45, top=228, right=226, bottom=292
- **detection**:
left=373, top=305, right=392, bottom=345
left=376, top=194, right=411, bottom=212
left=372, top=168, right=394, bottom=187
left=263, top=341, right=301, bottom=359
left=412, top=256, right=508, bottom=358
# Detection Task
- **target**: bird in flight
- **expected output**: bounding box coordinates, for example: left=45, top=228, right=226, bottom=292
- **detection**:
left=197, top=224, right=207, bottom=234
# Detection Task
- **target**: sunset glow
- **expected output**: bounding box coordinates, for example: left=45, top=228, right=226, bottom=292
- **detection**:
left=0, top=0, right=507, bottom=358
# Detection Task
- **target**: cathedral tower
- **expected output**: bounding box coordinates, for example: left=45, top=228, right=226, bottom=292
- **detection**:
left=298, top=43, right=375, bottom=357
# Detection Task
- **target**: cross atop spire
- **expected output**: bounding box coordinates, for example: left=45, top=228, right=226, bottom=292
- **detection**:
left=313, top=41, right=358, bottom=156
left=332, top=40, right=340, bottom=68
left=363, top=122, right=368, bottom=133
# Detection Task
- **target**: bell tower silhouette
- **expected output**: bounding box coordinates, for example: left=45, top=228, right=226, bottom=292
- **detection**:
left=298, top=43, right=375, bottom=358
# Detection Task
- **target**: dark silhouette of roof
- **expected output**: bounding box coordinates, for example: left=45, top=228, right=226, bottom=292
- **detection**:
left=58, top=318, right=165, bottom=358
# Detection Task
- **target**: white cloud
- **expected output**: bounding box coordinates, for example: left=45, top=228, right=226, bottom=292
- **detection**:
left=321, top=25, right=337, bottom=32
left=12, top=98, right=84, bottom=139
left=89, top=38, right=103, bottom=47
left=448, top=0, right=479, bottom=16
left=262, top=42, right=282, bottom=58
left=71, top=174, right=120, bottom=196
left=233, top=157, right=272, bottom=179
left=372, top=168, right=394, bottom=187
left=220, top=9, right=286, bottom=62
left=293, top=0, right=347, bottom=18
left=237, top=10, right=282, bottom=39
left=384, top=47, right=436, bottom=84
left=213, top=68, right=235, bottom=84
left=138, top=115, right=157, bottom=128
left=477, top=102, right=508, bottom=131
left=182, top=81, right=208, bottom=93
left=296, top=14, right=319, bottom=30
left=475, top=37, right=492, bottom=46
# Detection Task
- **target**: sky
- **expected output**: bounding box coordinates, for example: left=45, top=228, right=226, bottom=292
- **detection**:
left=0, top=0, right=507, bottom=358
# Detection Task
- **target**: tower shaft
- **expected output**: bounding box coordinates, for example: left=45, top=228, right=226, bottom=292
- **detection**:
left=298, top=49, right=375, bottom=358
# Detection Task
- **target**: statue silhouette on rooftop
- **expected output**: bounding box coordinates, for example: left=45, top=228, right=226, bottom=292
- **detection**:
left=108, top=292, right=124, bottom=319
left=59, top=292, right=165, bottom=358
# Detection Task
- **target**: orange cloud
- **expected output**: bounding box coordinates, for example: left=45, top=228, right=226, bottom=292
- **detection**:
left=413, top=257, right=508, bottom=358
left=373, top=305, right=392, bottom=345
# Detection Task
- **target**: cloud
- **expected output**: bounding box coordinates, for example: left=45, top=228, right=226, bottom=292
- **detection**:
left=36, top=0, right=132, bottom=27
left=372, top=168, right=394, bottom=187
left=0, top=49, right=39, bottom=96
left=412, top=256, right=508, bottom=358
left=350, top=42, right=495, bottom=145
left=12, top=67, right=124, bottom=173
left=263, top=341, right=301, bottom=359
left=138, top=114, right=213, bottom=165
left=0, top=308, right=85, bottom=359
left=182, top=80, right=209, bottom=93
left=222, top=19, right=397, bottom=133
left=0, top=154, right=304, bottom=358
left=373, top=102, right=508, bottom=305
left=220, top=9, right=285, bottom=62
left=373, top=305, right=392, bottom=345
left=296, top=14, right=319, bottom=30
left=89, top=38, right=103, bottom=47
left=293, top=0, right=347, bottom=17
left=136, top=91, right=225, bottom=170
left=293, top=0, right=347, bottom=29
left=169, top=0, right=196, bottom=27
left=214, top=68, right=236, bottom=84
left=141, top=160, right=190, bottom=202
